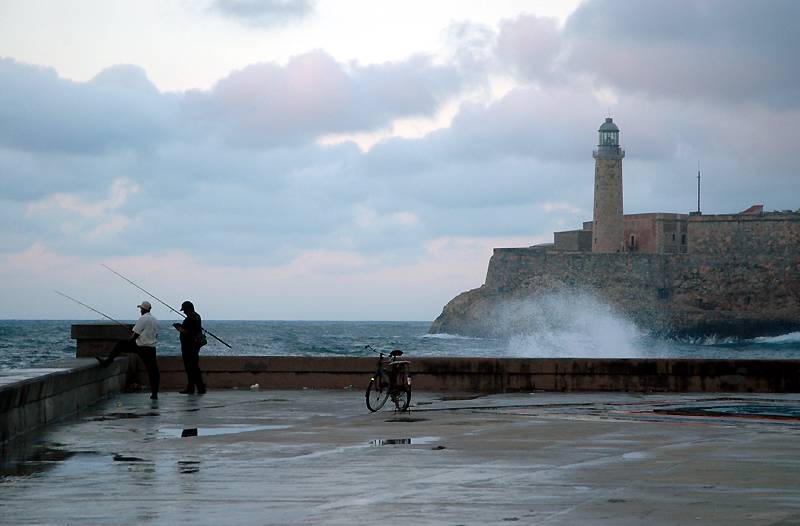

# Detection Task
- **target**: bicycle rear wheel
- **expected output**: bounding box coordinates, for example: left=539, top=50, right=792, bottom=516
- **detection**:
left=366, top=374, right=390, bottom=412
left=393, top=385, right=411, bottom=412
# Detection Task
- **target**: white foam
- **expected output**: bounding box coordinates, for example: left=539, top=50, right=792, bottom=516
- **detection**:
left=492, top=292, right=644, bottom=358
left=751, top=332, right=800, bottom=344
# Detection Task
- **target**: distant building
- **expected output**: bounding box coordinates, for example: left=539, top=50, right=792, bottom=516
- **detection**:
left=551, top=118, right=798, bottom=256
left=430, top=117, right=799, bottom=339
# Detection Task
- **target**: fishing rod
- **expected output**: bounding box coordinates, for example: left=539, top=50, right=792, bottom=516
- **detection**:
left=102, top=264, right=182, bottom=318
left=101, top=264, right=232, bottom=348
left=54, top=290, right=129, bottom=328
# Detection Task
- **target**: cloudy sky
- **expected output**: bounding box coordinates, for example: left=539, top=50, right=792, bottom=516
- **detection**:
left=1, top=0, right=798, bottom=320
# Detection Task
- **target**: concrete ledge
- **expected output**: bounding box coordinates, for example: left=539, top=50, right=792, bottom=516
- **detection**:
left=134, top=356, right=800, bottom=393
left=71, top=324, right=800, bottom=394
left=0, top=357, right=132, bottom=444
left=72, top=323, right=133, bottom=358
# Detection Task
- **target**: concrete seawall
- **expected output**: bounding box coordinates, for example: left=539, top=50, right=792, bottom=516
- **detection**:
left=74, top=324, right=800, bottom=394
left=0, top=357, right=132, bottom=444
left=128, top=355, right=800, bottom=393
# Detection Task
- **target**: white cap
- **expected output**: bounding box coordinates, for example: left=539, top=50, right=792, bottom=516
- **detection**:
left=137, top=301, right=152, bottom=311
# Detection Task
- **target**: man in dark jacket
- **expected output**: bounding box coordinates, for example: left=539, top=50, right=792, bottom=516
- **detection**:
left=173, top=300, right=206, bottom=394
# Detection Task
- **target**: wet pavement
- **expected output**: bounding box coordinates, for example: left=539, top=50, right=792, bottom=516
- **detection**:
left=2, top=390, right=800, bottom=525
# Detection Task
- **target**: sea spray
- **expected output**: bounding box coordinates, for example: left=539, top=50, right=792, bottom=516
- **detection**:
left=491, top=292, right=645, bottom=358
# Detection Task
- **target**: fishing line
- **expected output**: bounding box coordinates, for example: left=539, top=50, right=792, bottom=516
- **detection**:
left=101, top=263, right=183, bottom=318
left=101, top=264, right=232, bottom=348
left=54, top=290, right=128, bottom=328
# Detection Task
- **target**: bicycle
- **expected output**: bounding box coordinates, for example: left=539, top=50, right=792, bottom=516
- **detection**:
left=364, top=345, right=412, bottom=412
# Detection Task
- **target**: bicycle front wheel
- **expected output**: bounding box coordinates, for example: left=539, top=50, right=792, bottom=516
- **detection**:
left=366, top=375, right=390, bottom=412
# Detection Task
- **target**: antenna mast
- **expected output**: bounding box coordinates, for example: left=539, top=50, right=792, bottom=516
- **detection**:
left=696, top=161, right=701, bottom=214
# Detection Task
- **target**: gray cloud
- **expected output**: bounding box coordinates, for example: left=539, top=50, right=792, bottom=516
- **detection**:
left=495, top=14, right=561, bottom=83
left=209, top=0, right=315, bottom=27
left=184, top=50, right=466, bottom=146
left=0, top=59, right=173, bottom=155
left=560, top=0, right=800, bottom=107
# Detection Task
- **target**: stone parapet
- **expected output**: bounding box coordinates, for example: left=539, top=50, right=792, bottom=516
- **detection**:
left=0, top=357, right=132, bottom=444
left=72, top=324, right=133, bottom=358
left=129, top=356, right=800, bottom=393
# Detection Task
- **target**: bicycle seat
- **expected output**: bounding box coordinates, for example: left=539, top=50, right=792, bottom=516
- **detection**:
left=389, top=350, right=404, bottom=357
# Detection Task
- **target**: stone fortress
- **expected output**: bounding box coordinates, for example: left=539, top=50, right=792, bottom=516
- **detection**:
left=431, top=118, right=800, bottom=338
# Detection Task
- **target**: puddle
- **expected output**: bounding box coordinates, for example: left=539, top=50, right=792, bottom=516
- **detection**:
left=0, top=447, right=76, bottom=478
left=89, top=412, right=160, bottom=422
left=369, top=436, right=440, bottom=446
left=439, top=395, right=483, bottom=402
left=159, top=425, right=290, bottom=438
left=655, top=404, right=800, bottom=421
left=0, top=450, right=112, bottom=479
left=622, top=451, right=651, bottom=461
left=113, top=454, right=146, bottom=462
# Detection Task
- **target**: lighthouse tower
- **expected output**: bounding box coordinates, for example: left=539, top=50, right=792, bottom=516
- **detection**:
left=592, top=117, right=625, bottom=253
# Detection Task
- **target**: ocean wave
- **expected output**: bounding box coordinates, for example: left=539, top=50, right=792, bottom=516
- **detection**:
left=679, top=331, right=800, bottom=348
left=751, top=332, right=800, bottom=344
left=683, top=335, right=740, bottom=346
left=420, top=333, right=484, bottom=340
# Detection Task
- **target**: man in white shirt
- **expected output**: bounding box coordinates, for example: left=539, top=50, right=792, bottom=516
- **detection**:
left=97, top=301, right=161, bottom=400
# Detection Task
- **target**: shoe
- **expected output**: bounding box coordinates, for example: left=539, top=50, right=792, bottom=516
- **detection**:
left=150, top=393, right=158, bottom=400
left=179, top=389, right=195, bottom=395
left=197, top=387, right=207, bottom=395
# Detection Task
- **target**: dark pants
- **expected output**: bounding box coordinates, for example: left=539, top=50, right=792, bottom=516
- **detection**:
left=181, top=344, right=205, bottom=392
left=108, top=340, right=160, bottom=396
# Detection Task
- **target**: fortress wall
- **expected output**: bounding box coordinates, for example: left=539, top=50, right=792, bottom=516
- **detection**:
left=688, top=213, right=800, bottom=255
left=462, top=247, right=800, bottom=337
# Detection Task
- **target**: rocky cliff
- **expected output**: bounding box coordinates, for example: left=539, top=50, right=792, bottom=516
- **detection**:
left=430, top=248, right=800, bottom=339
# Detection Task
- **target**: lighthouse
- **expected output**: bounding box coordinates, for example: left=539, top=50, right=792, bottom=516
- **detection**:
left=592, top=117, right=625, bottom=253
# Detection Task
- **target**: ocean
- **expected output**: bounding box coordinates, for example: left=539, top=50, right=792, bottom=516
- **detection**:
left=1, top=319, right=800, bottom=371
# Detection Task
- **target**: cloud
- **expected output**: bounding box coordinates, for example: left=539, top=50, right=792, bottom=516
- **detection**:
left=209, top=0, right=315, bottom=27
left=184, top=50, right=467, bottom=146
left=495, top=14, right=561, bottom=83
left=24, top=178, right=140, bottom=243
left=0, top=59, right=173, bottom=154
left=560, top=0, right=800, bottom=107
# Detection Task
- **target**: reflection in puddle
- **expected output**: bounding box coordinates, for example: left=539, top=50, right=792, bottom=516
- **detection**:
left=0, top=449, right=111, bottom=479
left=0, top=447, right=75, bottom=478
left=89, top=412, right=159, bottom=422
left=113, top=454, right=145, bottom=462
left=178, top=460, right=200, bottom=474
left=159, top=425, right=290, bottom=438
left=655, top=404, right=800, bottom=420
left=369, top=436, right=439, bottom=446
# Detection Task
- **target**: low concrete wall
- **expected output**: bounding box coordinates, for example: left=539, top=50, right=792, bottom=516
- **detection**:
left=71, top=325, right=800, bottom=394
left=136, top=356, right=800, bottom=393
left=0, top=357, right=132, bottom=444
left=72, top=323, right=134, bottom=358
